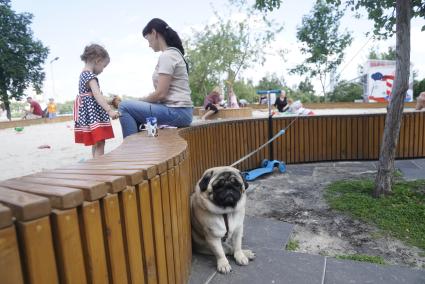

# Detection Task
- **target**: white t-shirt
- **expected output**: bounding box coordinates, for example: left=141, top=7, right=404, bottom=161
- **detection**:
left=152, top=48, right=193, bottom=107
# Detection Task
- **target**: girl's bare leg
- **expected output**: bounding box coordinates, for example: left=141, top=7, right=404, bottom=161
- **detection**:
left=92, top=140, right=105, bottom=158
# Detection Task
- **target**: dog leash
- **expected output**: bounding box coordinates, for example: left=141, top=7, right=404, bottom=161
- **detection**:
left=230, top=114, right=301, bottom=167
left=222, top=214, right=229, bottom=241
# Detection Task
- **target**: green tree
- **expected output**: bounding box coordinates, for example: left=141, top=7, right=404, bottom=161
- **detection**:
left=184, top=3, right=282, bottom=106
left=0, top=0, right=49, bottom=120
left=232, top=79, right=256, bottom=103
left=413, top=78, right=425, bottom=98
left=255, top=73, right=285, bottom=90
left=254, top=0, right=420, bottom=197
left=368, top=46, right=397, bottom=60
left=290, top=0, right=353, bottom=98
left=328, top=80, right=363, bottom=102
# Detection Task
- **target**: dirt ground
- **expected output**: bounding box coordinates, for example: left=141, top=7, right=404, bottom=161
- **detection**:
left=245, top=161, right=425, bottom=269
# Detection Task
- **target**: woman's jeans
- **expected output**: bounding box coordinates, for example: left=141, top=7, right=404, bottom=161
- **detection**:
left=119, top=100, right=193, bottom=138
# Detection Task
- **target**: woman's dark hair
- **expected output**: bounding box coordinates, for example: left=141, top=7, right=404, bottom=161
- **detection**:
left=143, top=18, right=185, bottom=55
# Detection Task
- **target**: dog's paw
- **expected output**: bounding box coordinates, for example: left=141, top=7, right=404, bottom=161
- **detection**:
left=243, top=249, right=256, bottom=260
left=234, top=251, right=249, bottom=265
left=217, top=257, right=232, bottom=274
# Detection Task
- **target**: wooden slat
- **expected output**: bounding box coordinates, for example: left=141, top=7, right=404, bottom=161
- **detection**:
left=51, top=208, right=87, bottom=284
left=0, top=186, right=51, bottom=221
left=174, top=164, right=186, bottom=282
left=0, top=225, right=24, bottom=284
left=137, top=181, right=158, bottom=284
left=60, top=163, right=157, bottom=179
left=120, top=187, right=145, bottom=284
left=17, top=176, right=107, bottom=202
left=78, top=201, right=109, bottom=284
left=181, top=158, right=192, bottom=278
left=17, top=216, right=59, bottom=283
left=101, top=194, right=129, bottom=283
left=0, top=179, right=83, bottom=209
left=167, top=168, right=182, bottom=284
left=160, top=173, right=176, bottom=284
left=0, top=204, right=13, bottom=229
left=150, top=176, right=168, bottom=284
left=34, top=173, right=126, bottom=193
left=51, top=169, right=144, bottom=186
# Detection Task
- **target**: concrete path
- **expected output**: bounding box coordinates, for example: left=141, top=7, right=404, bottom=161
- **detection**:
left=189, top=159, right=425, bottom=284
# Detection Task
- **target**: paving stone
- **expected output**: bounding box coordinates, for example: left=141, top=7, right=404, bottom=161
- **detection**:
left=243, top=215, right=295, bottom=250
left=395, top=160, right=422, bottom=170
left=210, top=250, right=325, bottom=284
left=412, top=159, right=425, bottom=169
left=400, top=168, right=425, bottom=180
left=189, top=215, right=295, bottom=283
left=189, top=253, right=217, bottom=284
left=325, top=257, right=425, bottom=284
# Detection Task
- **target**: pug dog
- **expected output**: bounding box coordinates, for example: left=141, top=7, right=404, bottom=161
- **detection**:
left=190, top=166, right=255, bottom=274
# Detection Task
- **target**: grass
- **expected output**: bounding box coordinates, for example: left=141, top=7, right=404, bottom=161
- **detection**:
left=324, top=179, right=425, bottom=250
left=335, top=254, right=386, bottom=265
left=286, top=239, right=300, bottom=251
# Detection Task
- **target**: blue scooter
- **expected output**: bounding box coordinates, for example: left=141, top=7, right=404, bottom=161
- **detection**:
left=240, top=89, right=287, bottom=181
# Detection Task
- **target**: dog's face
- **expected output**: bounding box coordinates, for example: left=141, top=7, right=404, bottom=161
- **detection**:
left=197, top=166, right=248, bottom=208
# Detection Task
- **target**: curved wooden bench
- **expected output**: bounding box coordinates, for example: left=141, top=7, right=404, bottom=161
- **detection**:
left=0, top=109, right=424, bottom=283
left=0, top=129, right=191, bottom=284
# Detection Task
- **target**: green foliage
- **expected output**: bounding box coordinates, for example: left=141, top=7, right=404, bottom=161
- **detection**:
left=413, top=78, right=425, bottom=99
left=255, top=73, right=285, bottom=91
left=291, top=0, right=353, bottom=97
left=368, top=46, right=397, bottom=61
left=286, top=239, right=299, bottom=251
left=184, top=3, right=282, bottom=106
left=325, top=0, right=425, bottom=38
left=255, top=0, right=425, bottom=37
left=0, top=0, right=49, bottom=119
left=335, top=254, right=386, bottom=265
left=232, top=79, right=256, bottom=103
left=325, top=179, right=425, bottom=250
left=327, top=80, right=363, bottom=102
left=57, top=101, right=73, bottom=115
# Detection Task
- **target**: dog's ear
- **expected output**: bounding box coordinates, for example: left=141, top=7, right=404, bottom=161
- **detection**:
left=199, top=170, right=214, bottom=192
left=240, top=172, right=249, bottom=189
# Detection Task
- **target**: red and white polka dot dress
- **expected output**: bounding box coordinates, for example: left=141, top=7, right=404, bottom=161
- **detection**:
left=74, top=71, right=114, bottom=146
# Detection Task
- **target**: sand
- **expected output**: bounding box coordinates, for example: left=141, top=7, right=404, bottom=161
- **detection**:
left=0, top=119, right=123, bottom=181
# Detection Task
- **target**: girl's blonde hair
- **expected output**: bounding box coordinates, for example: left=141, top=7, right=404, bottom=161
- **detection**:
left=212, top=86, right=222, bottom=95
left=80, top=44, right=109, bottom=63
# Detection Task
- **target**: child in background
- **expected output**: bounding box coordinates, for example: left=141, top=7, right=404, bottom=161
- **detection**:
left=47, top=98, right=57, bottom=119
left=201, top=86, right=222, bottom=120
left=74, top=43, right=120, bottom=158
left=226, top=81, right=239, bottom=109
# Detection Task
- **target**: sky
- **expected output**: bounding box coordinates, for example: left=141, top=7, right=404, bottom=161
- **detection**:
left=9, top=0, right=425, bottom=103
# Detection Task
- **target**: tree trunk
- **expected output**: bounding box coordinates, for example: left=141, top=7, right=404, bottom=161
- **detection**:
left=374, top=0, right=411, bottom=198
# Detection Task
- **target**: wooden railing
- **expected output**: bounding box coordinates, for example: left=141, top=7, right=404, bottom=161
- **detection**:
left=180, top=111, right=425, bottom=187
left=0, top=109, right=424, bottom=283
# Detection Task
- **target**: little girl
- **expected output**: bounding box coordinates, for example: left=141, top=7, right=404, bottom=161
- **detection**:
left=74, top=43, right=119, bottom=158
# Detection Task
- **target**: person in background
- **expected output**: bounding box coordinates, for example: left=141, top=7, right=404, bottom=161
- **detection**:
left=201, top=86, right=222, bottom=120
left=274, top=90, right=289, bottom=112
left=74, top=43, right=120, bottom=158
left=47, top=98, right=57, bottom=119
left=22, top=97, right=43, bottom=119
left=416, top=91, right=425, bottom=110
left=118, top=18, right=193, bottom=138
left=226, top=81, right=239, bottom=109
